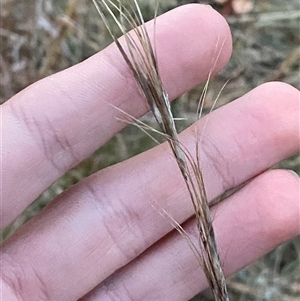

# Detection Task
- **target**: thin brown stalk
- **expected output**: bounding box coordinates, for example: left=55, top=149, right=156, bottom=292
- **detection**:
left=93, top=1, right=230, bottom=300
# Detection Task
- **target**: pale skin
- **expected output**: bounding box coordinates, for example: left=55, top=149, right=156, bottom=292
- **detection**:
left=1, top=4, right=299, bottom=301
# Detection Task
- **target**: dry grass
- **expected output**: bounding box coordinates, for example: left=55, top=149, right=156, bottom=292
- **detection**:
left=1, top=0, right=299, bottom=300
left=92, top=2, right=230, bottom=299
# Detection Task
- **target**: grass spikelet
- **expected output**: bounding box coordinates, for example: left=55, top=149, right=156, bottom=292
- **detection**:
left=93, top=1, right=230, bottom=300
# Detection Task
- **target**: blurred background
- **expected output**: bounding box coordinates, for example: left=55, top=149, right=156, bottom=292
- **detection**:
left=1, top=0, right=299, bottom=300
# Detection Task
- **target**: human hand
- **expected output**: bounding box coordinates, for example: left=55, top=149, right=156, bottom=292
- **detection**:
left=1, top=4, right=299, bottom=301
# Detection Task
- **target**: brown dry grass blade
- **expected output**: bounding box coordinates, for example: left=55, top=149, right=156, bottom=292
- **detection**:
left=93, top=1, right=230, bottom=300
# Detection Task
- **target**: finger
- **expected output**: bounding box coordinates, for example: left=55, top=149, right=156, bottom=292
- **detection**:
left=2, top=4, right=232, bottom=228
left=81, top=170, right=300, bottom=301
left=1, top=83, right=299, bottom=301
